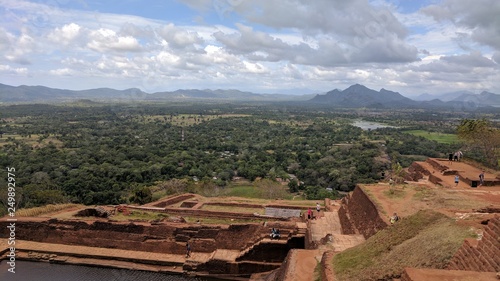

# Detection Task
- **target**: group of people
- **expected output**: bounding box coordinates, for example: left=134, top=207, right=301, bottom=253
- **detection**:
left=448, top=151, right=463, bottom=164
left=306, top=202, right=322, bottom=220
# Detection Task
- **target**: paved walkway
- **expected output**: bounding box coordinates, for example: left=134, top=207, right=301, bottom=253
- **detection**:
left=310, top=209, right=365, bottom=252
left=282, top=208, right=365, bottom=281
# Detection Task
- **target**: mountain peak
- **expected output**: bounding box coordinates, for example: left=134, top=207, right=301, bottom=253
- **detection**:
left=309, top=84, right=414, bottom=108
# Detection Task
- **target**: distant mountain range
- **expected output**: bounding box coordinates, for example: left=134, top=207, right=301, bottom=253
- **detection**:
left=309, top=84, right=500, bottom=109
left=0, top=83, right=312, bottom=103
left=1, top=83, right=499, bottom=109
left=415, top=90, right=500, bottom=106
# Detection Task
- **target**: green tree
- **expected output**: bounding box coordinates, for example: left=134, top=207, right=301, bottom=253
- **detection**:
left=130, top=187, right=153, bottom=205
left=457, top=119, right=500, bottom=168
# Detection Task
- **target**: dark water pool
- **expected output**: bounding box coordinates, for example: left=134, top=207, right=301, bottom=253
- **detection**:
left=0, top=260, right=221, bottom=281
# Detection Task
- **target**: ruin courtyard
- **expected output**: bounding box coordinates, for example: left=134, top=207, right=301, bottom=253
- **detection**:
left=1, top=158, right=499, bottom=280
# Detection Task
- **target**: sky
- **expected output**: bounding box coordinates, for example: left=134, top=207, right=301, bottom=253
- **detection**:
left=0, top=0, right=499, bottom=97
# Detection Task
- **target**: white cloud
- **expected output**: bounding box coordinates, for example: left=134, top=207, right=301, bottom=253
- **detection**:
left=48, top=23, right=81, bottom=44
left=0, top=64, right=28, bottom=74
left=49, top=68, right=73, bottom=76
left=156, top=23, right=204, bottom=49
left=422, top=0, right=500, bottom=50
left=87, top=28, right=142, bottom=52
left=0, top=0, right=498, bottom=96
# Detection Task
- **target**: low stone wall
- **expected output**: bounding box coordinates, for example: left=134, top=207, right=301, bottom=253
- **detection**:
left=401, top=268, right=498, bottom=281
left=0, top=219, right=268, bottom=254
left=426, top=158, right=448, bottom=172
left=338, top=186, right=388, bottom=239
left=320, top=250, right=335, bottom=281
left=406, top=162, right=429, bottom=181
left=150, top=193, right=196, bottom=208
left=428, top=174, right=443, bottom=186
left=447, top=216, right=500, bottom=272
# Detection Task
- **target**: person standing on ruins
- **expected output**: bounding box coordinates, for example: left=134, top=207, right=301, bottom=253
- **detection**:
left=316, top=202, right=321, bottom=217
left=454, top=175, right=459, bottom=187
left=479, top=171, right=485, bottom=186
left=307, top=208, right=313, bottom=220
left=186, top=242, right=191, bottom=258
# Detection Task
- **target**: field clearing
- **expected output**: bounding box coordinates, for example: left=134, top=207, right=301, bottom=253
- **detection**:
left=404, top=130, right=459, bottom=144
left=135, top=113, right=252, bottom=126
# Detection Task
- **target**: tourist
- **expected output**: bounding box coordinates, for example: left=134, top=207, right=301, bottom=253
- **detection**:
left=316, top=202, right=321, bottom=215
left=307, top=208, right=312, bottom=220
left=479, top=171, right=485, bottom=186
left=448, top=153, right=453, bottom=165
left=270, top=228, right=280, bottom=239
left=186, top=242, right=191, bottom=258
left=390, top=213, right=399, bottom=224
left=269, top=227, right=281, bottom=239
left=454, top=175, right=459, bottom=187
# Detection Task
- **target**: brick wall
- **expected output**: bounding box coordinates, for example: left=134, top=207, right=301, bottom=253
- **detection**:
left=338, top=186, right=388, bottom=239
left=426, top=158, right=448, bottom=172
left=447, top=216, right=500, bottom=272
left=338, top=199, right=356, bottom=235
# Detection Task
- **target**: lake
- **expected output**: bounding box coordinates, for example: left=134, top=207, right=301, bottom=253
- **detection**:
left=352, top=120, right=395, bottom=130
left=0, top=260, right=219, bottom=281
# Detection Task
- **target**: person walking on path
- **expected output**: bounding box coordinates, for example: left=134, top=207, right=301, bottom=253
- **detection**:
left=316, top=202, right=321, bottom=217
left=454, top=175, right=459, bottom=187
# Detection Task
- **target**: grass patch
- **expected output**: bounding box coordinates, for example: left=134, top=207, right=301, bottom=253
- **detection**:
left=413, top=185, right=436, bottom=201
left=223, top=185, right=263, bottom=198
left=383, top=187, right=406, bottom=199
left=16, top=204, right=82, bottom=217
left=333, top=210, right=474, bottom=281
left=313, top=262, right=322, bottom=281
left=404, top=130, right=459, bottom=144
left=112, top=210, right=168, bottom=222
left=183, top=216, right=261, bottom=224
left=220, top=181, right=294, bottom=200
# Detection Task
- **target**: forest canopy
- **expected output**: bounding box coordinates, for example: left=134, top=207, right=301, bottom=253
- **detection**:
left=0, top=103, right=478, bottom=213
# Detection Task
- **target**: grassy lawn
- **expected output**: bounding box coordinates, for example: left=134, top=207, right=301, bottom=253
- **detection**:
left=16, top=204, right=83, bottom=217
left=222, top=185, right=264, bottom=198
left=404, top=130, right=459, bottom=144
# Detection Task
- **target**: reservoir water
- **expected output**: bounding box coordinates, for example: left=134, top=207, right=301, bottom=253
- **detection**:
left=352, top=120, right=394, bottom=130
left=0, top=260, right=217, bottom=281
